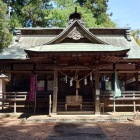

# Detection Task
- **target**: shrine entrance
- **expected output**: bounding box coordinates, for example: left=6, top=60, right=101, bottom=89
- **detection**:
left=57, top=69, right=95, bottom=113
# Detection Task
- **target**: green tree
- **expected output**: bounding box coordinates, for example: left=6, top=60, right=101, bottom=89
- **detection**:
left=0, top=0, right=12, bottom=51
left=76, top=0, right=116, bottom=27
left=3, top=0, right=51, bottom=27
left=21, top=0, right=51, bottom=27
left=4, top=0, right=115, bottom=28
left=131, top=29, right=140, bottom=46
left=54, top=0, right=75, bottom=7
left=47, top=1, right=98, bottom=27
left=10, top=13, right=22, bottom=30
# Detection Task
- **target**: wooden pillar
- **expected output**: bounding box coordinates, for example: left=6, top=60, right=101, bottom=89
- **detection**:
left=95, top=69, right=100, bottom=115
left=0, top=79, right=3, bottom=110
left=135, top=73, right=139, bottom=91
left=14, top=101, right=16, bottom=113
left=124, top=73, right=127, bottom=91
left=49, top=95, right=52, bottom=116
left=0, top=79, right=6, bottom=110
left=52, top=68, right=58, bottom=114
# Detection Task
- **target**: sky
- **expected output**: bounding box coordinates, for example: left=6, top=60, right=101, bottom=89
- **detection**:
left=108, top=0, right=140, bottom=30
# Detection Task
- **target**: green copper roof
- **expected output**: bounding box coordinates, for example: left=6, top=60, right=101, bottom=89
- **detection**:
left=25, top=43, right=129, bottom=52
left=0, top=47, right=27, bottom=60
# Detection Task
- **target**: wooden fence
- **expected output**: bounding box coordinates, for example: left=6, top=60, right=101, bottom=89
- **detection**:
left=0, top=92, right=52, bottom=113
left=1, top=91, right=140, bottom=113
left=100, top=91, right=140, bottom=112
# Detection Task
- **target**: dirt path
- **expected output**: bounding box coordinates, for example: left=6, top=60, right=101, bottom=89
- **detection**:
left=47, top=122, right=107, bottom=140
left=0, top=118, right=140, bottom=140
left=0, top=118, right=55, bottom=140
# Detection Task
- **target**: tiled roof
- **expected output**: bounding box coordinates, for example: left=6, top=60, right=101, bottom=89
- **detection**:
left=25, top=43, right=129, bottom=52
left=0, top=47, right=27, bottom=59
left=0, top=27, right=139, bottom=60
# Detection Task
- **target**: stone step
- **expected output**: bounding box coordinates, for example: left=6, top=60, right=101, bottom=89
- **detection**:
left=57, top=111, right=95, bottom=115
left=57, top=107, right=94, bottom=110
left=26, top=116, right=128, bottom=123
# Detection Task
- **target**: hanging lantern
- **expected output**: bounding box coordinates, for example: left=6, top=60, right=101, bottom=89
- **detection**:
left=84, top=77, right=87, bottom=85
left=90, top=73, right=92, bottom=81
left=70, top=80, right=72, bottom=86
left=70, top=77, right=73, bottom=86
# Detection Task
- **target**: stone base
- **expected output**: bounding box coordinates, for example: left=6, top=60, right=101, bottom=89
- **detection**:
left=95, top=112, right=100, bottom=115
left=51, top=113, right=57, bottom=115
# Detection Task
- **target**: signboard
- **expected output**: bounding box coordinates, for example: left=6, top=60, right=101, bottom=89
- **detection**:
left=29, top=74, right=37, bottom=101
left=37, top=80, right=45, bottom=91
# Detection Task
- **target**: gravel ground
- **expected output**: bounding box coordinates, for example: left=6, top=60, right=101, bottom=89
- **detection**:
left=0, top=118, right=140, bottom=140
left=99, top=121, right=140, bottom=140
left=0, top=118, right=56, bottom=140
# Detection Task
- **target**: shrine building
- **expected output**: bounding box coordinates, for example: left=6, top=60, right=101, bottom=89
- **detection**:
left=0, top=10, right=140, bottom=115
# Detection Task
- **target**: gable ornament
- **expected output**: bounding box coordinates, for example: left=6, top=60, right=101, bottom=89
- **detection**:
left=68, top=27, right=84, bottom=40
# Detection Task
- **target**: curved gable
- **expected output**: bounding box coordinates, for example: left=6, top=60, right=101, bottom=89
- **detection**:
left=46, top=20, right=108, bottom=45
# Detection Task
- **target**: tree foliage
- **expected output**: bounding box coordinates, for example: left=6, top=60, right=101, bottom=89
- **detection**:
left=3, top=0, right=116, bottom=28
left=76, top=0, right=115, bottom=27
left=21, top=0, right=51, bottom=27
left=1, top=0, right=117, bottom=49
left=46, top=3, right=98, bottom=28
left=131, top=30, right=140, bottom=46
left=46, top=0, right=116, bottom=27
left=4, top=0, right=51, bottom=27
left=0, top=0, right=12, bottom=51
left=51, top=0, right=116, bottom=27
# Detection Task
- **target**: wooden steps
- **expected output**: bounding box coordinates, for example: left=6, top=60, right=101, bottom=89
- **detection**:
left=57, top=99, right=95, bottom=113
left=57, top=111, right=94, bottom=115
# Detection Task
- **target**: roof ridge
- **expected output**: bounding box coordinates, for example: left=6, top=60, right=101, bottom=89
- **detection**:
left=44, top=20, right=108, bottom=45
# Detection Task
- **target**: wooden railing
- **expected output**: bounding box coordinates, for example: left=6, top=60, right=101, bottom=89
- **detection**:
left=100, top=91, right=140, bottom=112
left=1, top=91, right=140, bottom=113
left=0, top=92, right=28, bottom=113
left=0, top=92, right=52, bottom=113
left=101, top=91, right=140, bottom=100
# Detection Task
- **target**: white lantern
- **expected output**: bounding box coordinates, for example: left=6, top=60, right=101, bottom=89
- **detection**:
left=90, top=73, right=92, bottom=81
left=70, top=77, right=73, bottom=86
left=84, top=78, right=87, bottom=85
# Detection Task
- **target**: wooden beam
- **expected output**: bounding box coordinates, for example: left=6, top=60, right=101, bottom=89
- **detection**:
left=115, top=64, right=136, bottom=70
left=99, top=71, right=114, bottom=74
left=8, top=70, right=53, bottom=74
left=100, top=70, right=139, bottom=74
left=13, top=64, right=34, bottom=70
left=118, top=71, right=139, bottom=73
left=52, top=68, right=58, bottom=114
left=95, top=68, right=100, bottom=114
left=9, top=71, right=32, bottom=73
left=34, top=71, right=53, bottom=74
